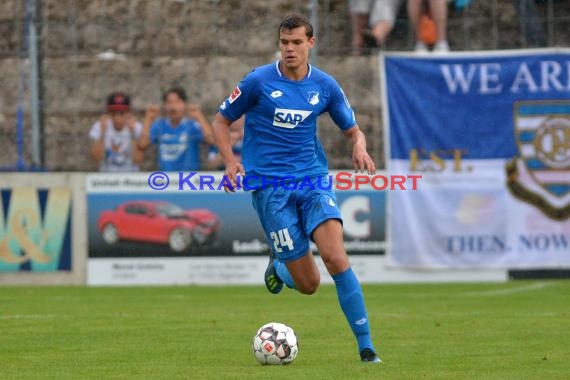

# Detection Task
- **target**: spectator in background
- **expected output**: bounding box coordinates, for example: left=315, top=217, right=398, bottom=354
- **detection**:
left=369, top=0, right=405, bottom=49
left=349, top=0, right=373, bottom=55
left=89, top=92, right=143, bottom=172
left=514, top=0, right=546, bottom=47
left=349, top=0, right=407, bottom=53
left=408, top=0, right=450, bottom=53
left=138, top=86, right=214, bottom=171
left=205, top=116, right=243, bottom=171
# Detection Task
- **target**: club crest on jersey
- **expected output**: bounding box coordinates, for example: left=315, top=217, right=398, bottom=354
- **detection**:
left=273, top=108, right=313, bottom=129
left=228, top=86, right=241, bottom=104
left=307, top=91, right=320, bottom=105
left=506, top=101, right=570, bottom=220
left=326, top=195, right=336, bottom=207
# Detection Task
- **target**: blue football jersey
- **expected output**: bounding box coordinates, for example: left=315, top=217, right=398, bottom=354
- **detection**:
left=219, top=61, right=357, bottom=187
left=150, top=118, right=204, bottom=171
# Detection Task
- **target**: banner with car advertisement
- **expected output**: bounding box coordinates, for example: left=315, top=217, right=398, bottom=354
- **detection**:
left=382, top=49, right=570, bottom=269
left=86, top=172, right=386, bottom=285
left=0, top=188, right=72, bottom=272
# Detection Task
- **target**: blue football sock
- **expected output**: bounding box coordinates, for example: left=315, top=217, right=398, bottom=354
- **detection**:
left=332, top=267, right=375, bottom=353
left=274, top=259, right=296, bottom=289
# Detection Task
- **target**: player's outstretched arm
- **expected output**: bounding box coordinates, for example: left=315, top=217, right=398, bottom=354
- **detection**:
left=343, top=125, right=376, bottom=175
left=212, top=112, right=244, bottom=192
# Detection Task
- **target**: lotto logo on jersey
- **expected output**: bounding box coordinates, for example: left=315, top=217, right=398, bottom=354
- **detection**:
left=228, top=86, right=241, bottom=104
left=273, top=108, right=313, bottom=129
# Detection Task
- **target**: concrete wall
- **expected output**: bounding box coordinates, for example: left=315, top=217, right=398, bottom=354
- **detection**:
left=0, top=0, right=568, bottom=171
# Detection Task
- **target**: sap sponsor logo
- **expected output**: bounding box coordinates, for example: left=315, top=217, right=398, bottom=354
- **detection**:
left=228, top=86, right=241, bottom=104
left=273, top=108, right=312, bottom=129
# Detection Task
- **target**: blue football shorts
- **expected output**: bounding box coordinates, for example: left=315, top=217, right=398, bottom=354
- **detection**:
left=251, top=176, right=343, bottom=263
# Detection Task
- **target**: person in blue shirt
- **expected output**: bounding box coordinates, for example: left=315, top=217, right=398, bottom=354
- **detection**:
left=212, top=14, right=381, bottom=363
left=205, top=116, right=244, bottom=170
left=139, top=86, right=214, bottom=171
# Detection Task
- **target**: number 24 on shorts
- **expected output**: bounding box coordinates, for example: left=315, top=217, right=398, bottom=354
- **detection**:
left=270, top=228, right=294, bottom=252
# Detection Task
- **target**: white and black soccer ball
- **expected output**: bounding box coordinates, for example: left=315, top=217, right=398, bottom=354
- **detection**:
left=252, top=322, right=298, bottom=365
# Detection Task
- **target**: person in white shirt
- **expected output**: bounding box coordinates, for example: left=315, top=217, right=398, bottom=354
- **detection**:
left=89, top=92, right=143, bottom=172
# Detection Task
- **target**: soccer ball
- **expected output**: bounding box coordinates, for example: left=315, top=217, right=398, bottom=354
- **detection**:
left=252, top=322, right=298, bottom=365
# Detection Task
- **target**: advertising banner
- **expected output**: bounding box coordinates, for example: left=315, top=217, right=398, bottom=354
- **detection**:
left=0, top=188, right=72, bottom=272
left=86, top=172, right=386, bottom=284
left=383, top=49, right=570, bottom=268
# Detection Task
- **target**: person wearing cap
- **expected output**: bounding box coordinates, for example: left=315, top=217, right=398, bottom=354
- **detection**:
left=89, top=92, right=143, bottom=172
left=138, top=86, right=214, bottom=171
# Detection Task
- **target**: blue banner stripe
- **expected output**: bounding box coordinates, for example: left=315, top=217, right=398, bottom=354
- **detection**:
left=525, top=158, right=547, bottom=170
left=546, top=184, right=570, bottom=197
left=518, top=131, right=535, bottom=143
left=386, top=53, right=570, bottom=159
left=518, top=104, right=570, bottom=116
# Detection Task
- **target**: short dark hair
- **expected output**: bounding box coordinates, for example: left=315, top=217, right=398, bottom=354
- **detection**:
left=279, top=13, right=313, bottom=39
left=163, top=86, right=187, bottom=102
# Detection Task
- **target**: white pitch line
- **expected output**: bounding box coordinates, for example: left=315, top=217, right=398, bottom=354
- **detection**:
left=462, top=282, right=551, bottom=297
left=0, top=314, right=55, bottom=320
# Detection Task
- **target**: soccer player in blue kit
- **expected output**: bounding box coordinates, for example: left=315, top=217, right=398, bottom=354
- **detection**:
left=212, top=14, right=381, bottom=363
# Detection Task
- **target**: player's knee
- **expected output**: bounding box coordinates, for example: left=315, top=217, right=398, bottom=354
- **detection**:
left=299, top=282, right=319, bottom=295
left=321, top=253, right=349, bottom=275
left=298, top=273, right=320, bottom=295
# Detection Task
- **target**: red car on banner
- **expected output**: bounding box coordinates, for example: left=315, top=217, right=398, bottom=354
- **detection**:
left=97, top=201, right=220, bottom=252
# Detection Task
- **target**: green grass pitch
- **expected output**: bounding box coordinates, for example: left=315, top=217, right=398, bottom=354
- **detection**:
left=1, top=281, right=569, bottom=379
